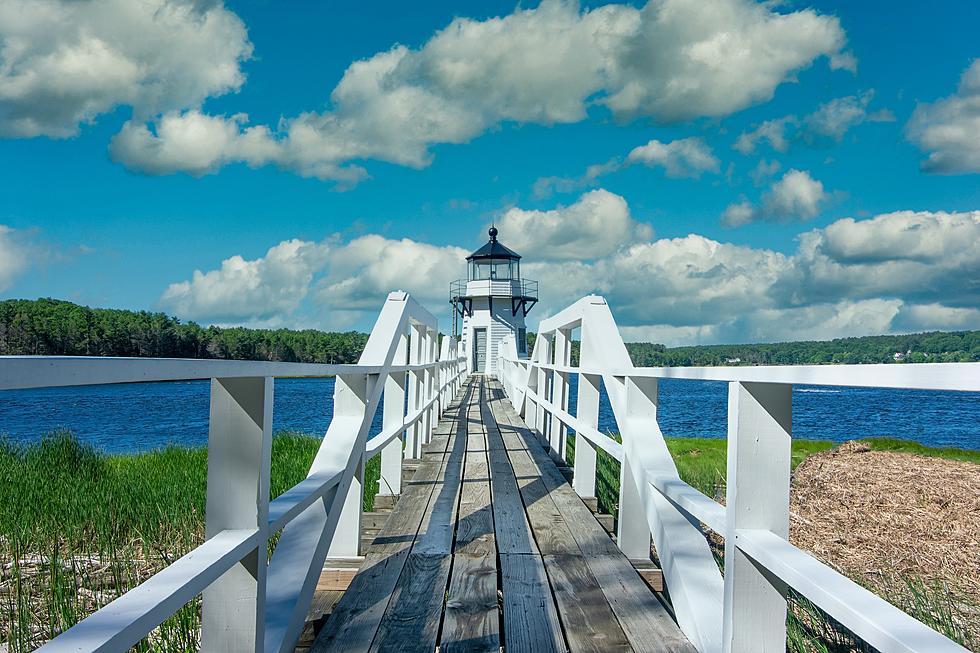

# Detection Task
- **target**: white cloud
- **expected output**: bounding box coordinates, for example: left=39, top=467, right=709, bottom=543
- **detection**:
left=733, top=116, right=796, bottom=154
left=157, top=202, right=980, bottom=345
left=109, top=111, right=282, bottom=176
left=626, top=137, right=720, bottom=178
left=722, top=169, right=828, bottom=226
left=496, top=189, right=653, bottom=260
left=0, top=225, right=31, bottom=291
left=534, top=136, right=719, bottom=198
left=0, top=0, right=251, bottom=137
left=108, top=0, right=849, bottom=182
left=160, top=239, right=331, bottom=323
left=907, top=59, right=980, bottom=174
left=804, top=90, right=893, bottom=140
left=602, top=0, right=850, bottom=121
left=786, top=210, right=980, bottom=308
left=314, top=236, right=468, bottom=312
left=734, top=91, right=893, bottom=153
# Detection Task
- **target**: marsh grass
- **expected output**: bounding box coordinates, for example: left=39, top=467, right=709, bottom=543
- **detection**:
left=0, top=430, right=386, bottom=651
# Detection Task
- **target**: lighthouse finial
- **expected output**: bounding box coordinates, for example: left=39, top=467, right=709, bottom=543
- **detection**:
left=488, top=224, right=498, bottom=241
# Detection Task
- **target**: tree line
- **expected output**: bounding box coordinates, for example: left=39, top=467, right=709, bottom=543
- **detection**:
left=0, top=298, right=368, bottom=363
left=2, top=298, right=977, bottom=366
left=527, top=329, right=979, bottom=366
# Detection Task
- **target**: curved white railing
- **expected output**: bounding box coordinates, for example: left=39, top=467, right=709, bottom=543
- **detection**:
left=498, top=295, right=978, bottom=653
left=0, top=291, right=466, bottom=653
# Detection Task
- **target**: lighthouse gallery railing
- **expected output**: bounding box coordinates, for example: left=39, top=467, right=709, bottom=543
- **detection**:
left=497, top=295, right=978, bottom=653
left=0, top=292, right=466, bottom=653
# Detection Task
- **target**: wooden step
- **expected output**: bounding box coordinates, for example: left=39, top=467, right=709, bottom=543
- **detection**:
left=630, top=559, right=665, bottom=593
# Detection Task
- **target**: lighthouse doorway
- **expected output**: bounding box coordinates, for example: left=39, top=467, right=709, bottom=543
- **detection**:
left=473, top=328, right=487, bottom=373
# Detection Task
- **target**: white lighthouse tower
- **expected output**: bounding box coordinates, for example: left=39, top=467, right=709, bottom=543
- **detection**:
left=451, top=226, right=537, bottom=375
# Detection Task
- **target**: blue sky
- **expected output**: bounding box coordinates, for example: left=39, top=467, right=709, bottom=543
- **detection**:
left=1, top=0, right=978, bottom=344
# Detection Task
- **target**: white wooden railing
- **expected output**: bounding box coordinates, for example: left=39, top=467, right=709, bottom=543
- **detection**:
left=0, top=291, right=466, bottom=653
left=497, top=295, right=978, bottom=653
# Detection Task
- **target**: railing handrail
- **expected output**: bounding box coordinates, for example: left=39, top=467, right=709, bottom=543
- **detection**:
left=507, top=358, right=980, bottom=392
left=497, top=293, right=974, bottom=653
left=0, top=355, right=462, bottom=391
left=8, top=291, right=468, bottom=653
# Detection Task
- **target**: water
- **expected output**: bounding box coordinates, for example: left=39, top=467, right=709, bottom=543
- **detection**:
left=0, top=376, right=977, bottom=454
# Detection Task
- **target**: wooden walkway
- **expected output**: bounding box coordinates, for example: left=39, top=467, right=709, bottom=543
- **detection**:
left=311, top=377, right=694, bottom=653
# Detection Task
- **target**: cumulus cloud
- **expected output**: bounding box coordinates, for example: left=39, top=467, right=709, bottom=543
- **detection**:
left=722, top=169, right=828, bottom=226
left=734, top=91, right=892, bottom=153
left=314, top=236, right=468, bottom=311
left=733, top=116, right=797, bottom=154
left=496, top=189, right=653, bottom=260
left=0, top=225, right=31, bottom=291
left=785, top=210, right=980, bottom=308
left=626, top=137, right=720, bottom=178
left=534, top=136, right=719, bottom=198
left=160, top=239, right=331, bottom=323
left=106, top=0, right=849, bottom=182
left=0, top=0, right=251, bottom=138
left=907, top=59, right=980, bottom=174
left=158, top=199, right=979, bottom=345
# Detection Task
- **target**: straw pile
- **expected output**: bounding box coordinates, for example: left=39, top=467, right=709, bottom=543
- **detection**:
left=789, top=441, right=980, bottom=643
left=790, top=441, right=979, bottom=588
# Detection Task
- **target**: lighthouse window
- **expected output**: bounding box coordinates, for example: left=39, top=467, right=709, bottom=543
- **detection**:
left=470, top=258, right=515, bottom=280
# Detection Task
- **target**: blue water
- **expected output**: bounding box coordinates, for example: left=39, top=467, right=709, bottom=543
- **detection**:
left=0, top=376, right=977, bottom=453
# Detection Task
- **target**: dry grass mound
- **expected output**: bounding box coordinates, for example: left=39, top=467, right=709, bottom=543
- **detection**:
left=789, top=441, right=980, bottom=645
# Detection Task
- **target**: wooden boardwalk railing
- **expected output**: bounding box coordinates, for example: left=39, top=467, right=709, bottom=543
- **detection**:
left=311, top=376, right=693, bottom=653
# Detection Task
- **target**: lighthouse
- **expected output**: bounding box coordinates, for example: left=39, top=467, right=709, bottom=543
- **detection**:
left=451, top=226, right=537, bottom=375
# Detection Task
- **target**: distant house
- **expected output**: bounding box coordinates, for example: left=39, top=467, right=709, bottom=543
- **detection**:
left=726, top=357, right=741, bottom=364
left=893, top=352, right=905, bottom=361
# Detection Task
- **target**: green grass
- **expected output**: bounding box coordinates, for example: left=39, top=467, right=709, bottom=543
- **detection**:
left=0, top=430, right=383, bottom=651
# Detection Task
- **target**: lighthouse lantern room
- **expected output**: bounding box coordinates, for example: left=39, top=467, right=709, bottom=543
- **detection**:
left=450, top=227, right=537, bottom=375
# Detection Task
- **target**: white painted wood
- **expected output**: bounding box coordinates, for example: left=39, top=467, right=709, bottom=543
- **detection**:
left=379, top=334, right=408, bottom=498
left=647, top=472, right=726, bottom=535
left=722, top=382, right=792, bottom=653
left=407, top=323, right=424, bottom=458
left=524, top=360, right=980, bottom=393
left=267, top=469, right=343, bottom=532
left=735, top=529, right=970, bottom=653
left=617, top=377, right=654, bottom=560
left=550, top=328, right=570, bottom=458
left=37, top=529, right=260, bottom=652
left=572, top=372, right=600, bottom=499
left=202, top=376, right=273, bottom=653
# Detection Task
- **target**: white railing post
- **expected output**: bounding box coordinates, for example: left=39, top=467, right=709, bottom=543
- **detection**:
left=326, top=373, right=376, bottom=559
left=534, top=334, right=552, bottom=442
left=423, top=327, right=437, bottom=441
left=618, top=376, right=653, bottom=560
left=379, top=334, right=408, bottom=499
left=407, top=324, right=423, bottom=458
left=573, top=372, right=599, bottom=499
left=550, top=328, right=571, bottom=460
left=202, top=376, right=273, bottom=653
left=723, top=381, right=793, bottom=653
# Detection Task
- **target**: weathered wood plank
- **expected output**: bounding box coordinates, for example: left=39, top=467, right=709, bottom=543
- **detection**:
left=369, top=383, right=470, bottom=649
left=441, top=553, right=500, bottom=653
left=484, top=421, right=538, bottom=555
left=498, top=553, right=565, bottom=653
left=587, top=555, right=697, bottom=653
left=543, top=554, right=633, bottom=653
left=369, top=553, right=453, bottom=653
left=488, top=379, right=693, bottom=653
left=311, top=383, right=471, bottom=653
